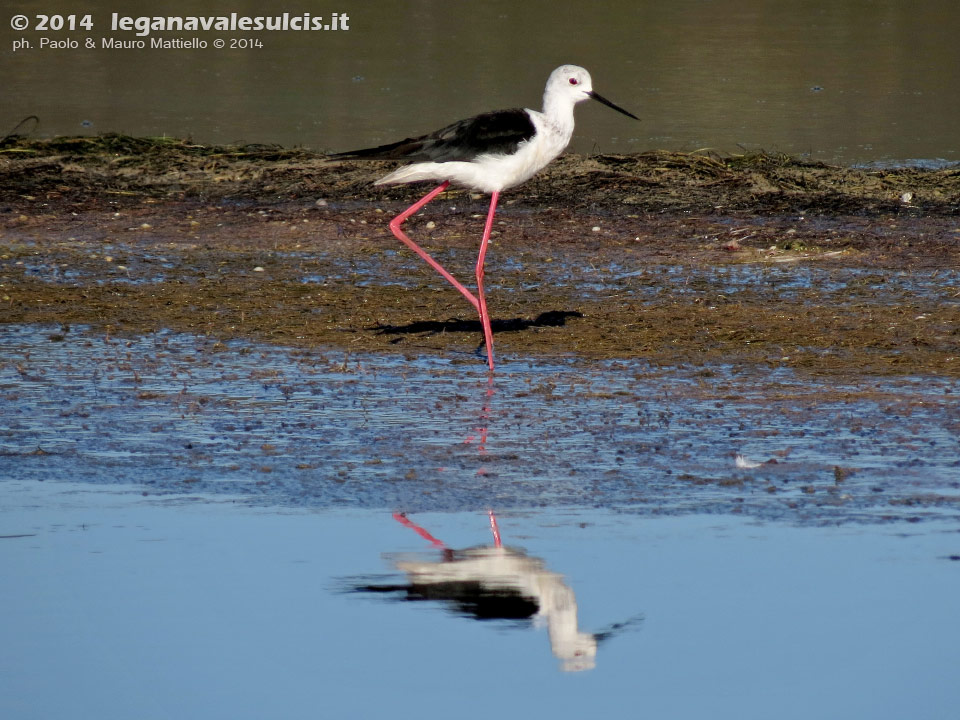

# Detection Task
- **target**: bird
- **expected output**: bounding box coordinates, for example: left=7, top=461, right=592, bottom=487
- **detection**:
left=331, top=65, right=639, bottom=370
left=354, top=511, right=644, bottom=671
left=383, top=511, right=602, bottom=671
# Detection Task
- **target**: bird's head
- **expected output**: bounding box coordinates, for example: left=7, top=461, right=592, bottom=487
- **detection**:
left=546, top=65, right=640, bottom=120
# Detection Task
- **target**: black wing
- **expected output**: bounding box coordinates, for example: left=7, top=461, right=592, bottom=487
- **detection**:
left=330, top=108, right=536, bottom=163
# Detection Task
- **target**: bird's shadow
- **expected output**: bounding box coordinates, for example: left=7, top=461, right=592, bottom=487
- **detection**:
left=372, top=310, right=583, bottom=342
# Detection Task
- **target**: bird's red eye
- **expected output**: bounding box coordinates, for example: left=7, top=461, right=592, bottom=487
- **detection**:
left=569, top=78, right=579, bottom=85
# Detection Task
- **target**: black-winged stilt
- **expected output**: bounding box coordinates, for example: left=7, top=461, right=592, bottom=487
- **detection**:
left=331, top=65, right=639, bottom=370
left=385, top=511, right=599, bottom=671
left=353, top=511, right=644, bottom=671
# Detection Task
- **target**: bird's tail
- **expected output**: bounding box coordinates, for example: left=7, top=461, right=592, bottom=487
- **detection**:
left=372, top=163, right=450, bottom=186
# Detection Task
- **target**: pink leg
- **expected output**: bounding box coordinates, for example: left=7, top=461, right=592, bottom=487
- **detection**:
left=488, top=510, right=502, bottom=548
left=392, top=512, right=446, bottom=549
left=476, top=192, right=499, bottom=371
left=388, top=181, right=479, bottom=311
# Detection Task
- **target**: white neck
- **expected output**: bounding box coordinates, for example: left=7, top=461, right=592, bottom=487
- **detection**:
left=542, top=89, right=578, bottom=134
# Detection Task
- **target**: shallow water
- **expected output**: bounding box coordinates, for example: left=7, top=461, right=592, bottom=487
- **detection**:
left=5, top=0, right=960, bottom=165
left=2, top=324, right=958, bottom=523
left=12, top=225, right=960, bottom=309
left=3, top=324, right=959, bottom=716
left=1, top=480, right=958, bottom=719
left=15, top=247, right=960, bottom=310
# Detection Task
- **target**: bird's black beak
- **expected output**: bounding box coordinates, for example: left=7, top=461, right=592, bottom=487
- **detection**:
left=588, top=91, right=640, bottom=121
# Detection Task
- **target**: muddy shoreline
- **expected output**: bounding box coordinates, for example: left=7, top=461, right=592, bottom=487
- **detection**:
left=2, top=136, right=959, bottom=376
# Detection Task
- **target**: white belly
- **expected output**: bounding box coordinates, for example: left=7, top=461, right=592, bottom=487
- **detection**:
left=374, top=111, right=572, bottom=194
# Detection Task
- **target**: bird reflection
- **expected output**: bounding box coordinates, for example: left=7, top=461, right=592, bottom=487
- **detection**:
left=352, top=511, right=640, bottom=672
